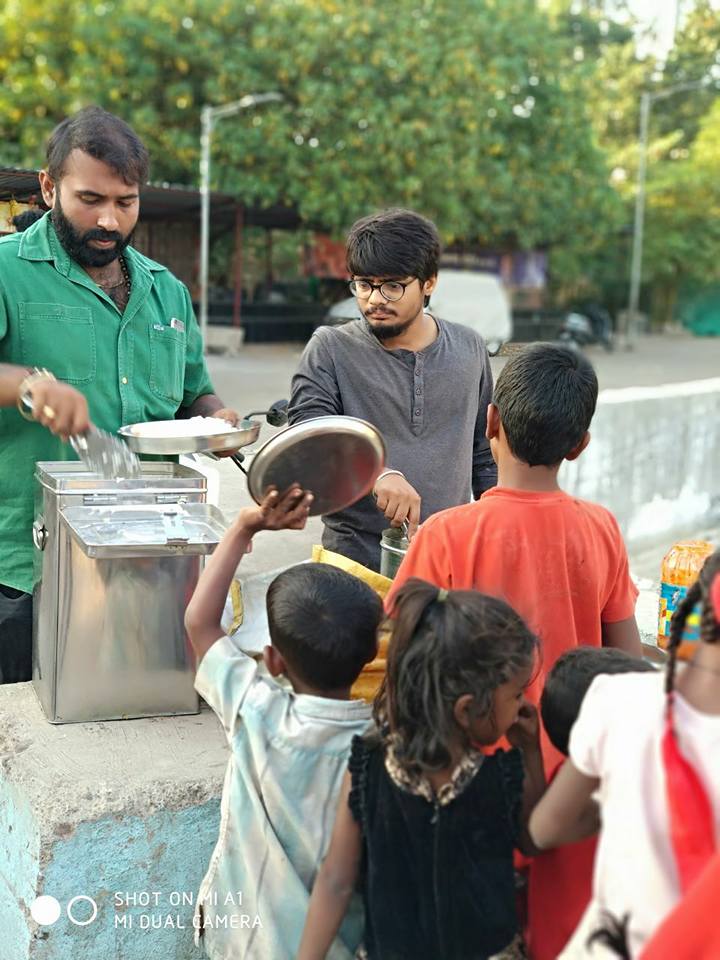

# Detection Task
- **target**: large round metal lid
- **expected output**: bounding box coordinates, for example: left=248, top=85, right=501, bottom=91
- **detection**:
left=247, top=416, right=385, bottom=516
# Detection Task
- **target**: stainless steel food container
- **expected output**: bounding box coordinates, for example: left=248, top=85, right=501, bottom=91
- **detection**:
left=32, top=462, right=225, bottom=724
left=379, top=527, right=409, bottom=580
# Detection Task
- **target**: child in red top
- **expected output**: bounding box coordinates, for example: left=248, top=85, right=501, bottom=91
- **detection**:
left=387, top=343, right=642, bottom=769
left=640, top=852, right=720, bottom=960
left=528, top=647, right=654, bottom=960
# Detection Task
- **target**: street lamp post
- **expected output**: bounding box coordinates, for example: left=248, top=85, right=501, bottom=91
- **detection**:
left=198, top=92, right=283, bottom=347
left=624, top=79, right=707, bottom=347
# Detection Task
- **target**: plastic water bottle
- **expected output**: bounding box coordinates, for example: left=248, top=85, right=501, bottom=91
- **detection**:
left=658, top=540, right=714, bottom=660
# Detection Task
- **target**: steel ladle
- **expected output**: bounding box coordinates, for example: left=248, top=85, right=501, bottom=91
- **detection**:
left=22, top=393, right=142, bottom=480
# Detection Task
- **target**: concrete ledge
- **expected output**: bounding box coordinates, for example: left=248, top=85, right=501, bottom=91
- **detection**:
left=562, top=378, right=720, bottom=551
left=0, top=684, right=226, bottom=960
left=204, top=325, right=245, bottom=356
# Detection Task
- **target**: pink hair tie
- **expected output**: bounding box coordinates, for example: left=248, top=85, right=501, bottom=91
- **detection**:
left=710, top=573, right=720, bottom=625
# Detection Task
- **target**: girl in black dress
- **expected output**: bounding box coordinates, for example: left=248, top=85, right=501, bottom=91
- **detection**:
left=298, top=578, right=545, bottom=960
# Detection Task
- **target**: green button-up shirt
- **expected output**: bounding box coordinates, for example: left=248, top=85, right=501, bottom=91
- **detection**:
left=0, top=213, right=214, bottom=593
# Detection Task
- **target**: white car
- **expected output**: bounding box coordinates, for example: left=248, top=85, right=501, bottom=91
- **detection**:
left=324, top=269, right=512, bottom=354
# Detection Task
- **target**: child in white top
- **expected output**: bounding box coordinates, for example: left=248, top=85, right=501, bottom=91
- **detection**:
left=184, top=486, right=383, bottom=960
left=530, top=549, right=720, bottom=958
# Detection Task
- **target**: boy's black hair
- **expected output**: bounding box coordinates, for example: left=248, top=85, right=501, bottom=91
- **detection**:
left=346, top=208, right=440, bottom=294
left=266, top=562, right=381, bottom=691
left=541, top=646, right=654, bottom=756
left=46, top=105, right=150, bottom=186
left=493, top=343, right=598, bottom=467
left=12, top=209, right=44, bottom=232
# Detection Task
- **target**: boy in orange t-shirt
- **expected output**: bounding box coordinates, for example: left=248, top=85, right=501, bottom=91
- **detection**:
left=386, top=343, right=641, bottom=770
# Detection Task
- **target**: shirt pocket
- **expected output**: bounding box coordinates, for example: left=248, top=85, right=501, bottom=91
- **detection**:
left=19, top=302, right=96, bottom=384
left=149, top=323, right=186, bottom=404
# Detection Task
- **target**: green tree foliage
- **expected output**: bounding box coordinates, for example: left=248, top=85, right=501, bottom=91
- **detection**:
left=2, top=0, right=717, bottom=324
left=544, top=0, right=720, bottom=321
left=0, top=0, right=615, bottom=252
left=619, top=2, right=720, bottom=324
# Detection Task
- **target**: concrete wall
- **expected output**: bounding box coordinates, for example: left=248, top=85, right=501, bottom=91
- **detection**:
left=0, top=684, right=225, bottom=960
left=561, top=378, right=720, bottom=549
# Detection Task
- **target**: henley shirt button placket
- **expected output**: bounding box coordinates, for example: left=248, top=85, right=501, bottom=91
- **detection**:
left=412, top=356, right=424, bottom=429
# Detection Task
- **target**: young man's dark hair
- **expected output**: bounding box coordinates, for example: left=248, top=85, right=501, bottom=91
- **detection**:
left=346, top=208, right=441, bottom=304
left=46, top=105, right=150, bottom=186
left=266, top=562, right=382, bottom=690
left=493, top=343, right=598, bottom=467
left=541, top=646, right=654, bottom=756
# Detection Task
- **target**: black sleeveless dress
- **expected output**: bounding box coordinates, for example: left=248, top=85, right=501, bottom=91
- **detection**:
left=348, top=735, right=524, bottom=960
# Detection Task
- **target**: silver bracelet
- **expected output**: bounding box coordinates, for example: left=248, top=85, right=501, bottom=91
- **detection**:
left=375, top=469, right=405, bottom=483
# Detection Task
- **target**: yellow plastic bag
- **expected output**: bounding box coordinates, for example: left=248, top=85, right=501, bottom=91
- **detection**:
left=311, top=546, right=393, bottom=599
left=311, top=545, right=391, bottom=702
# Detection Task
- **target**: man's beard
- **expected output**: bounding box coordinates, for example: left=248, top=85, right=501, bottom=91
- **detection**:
left=364, top=309, right=415, bottom=341
left=51, top=195, right=133, bottom=267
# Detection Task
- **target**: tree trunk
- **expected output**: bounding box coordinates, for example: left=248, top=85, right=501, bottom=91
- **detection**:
left=651, top=277, right=680, bottom=330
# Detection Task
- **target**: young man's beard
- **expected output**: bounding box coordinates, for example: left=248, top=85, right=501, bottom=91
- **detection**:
left=51, top=194, right=133, bottom=268
left=364, top=308, right=417, bottom=341
left=369, top=317, right=415, bottom=340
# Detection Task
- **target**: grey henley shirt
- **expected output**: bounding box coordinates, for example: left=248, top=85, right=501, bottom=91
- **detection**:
left=288, top=316, right=497, bottom=571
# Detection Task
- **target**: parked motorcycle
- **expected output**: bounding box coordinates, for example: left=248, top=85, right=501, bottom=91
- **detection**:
left=558, top=304, right=614, bottom=352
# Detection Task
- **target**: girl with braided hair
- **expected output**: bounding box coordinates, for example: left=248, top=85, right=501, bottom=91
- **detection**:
left=529, top=549, right=720, bottom=958
left=298, top=578, right=545, bottom=960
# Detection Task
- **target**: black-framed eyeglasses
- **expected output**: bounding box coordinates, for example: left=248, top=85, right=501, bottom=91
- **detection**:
left=348, top=278, right=417, bottom=302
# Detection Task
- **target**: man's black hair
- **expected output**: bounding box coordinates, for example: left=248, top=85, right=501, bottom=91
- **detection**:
left=46, top=105, right=150, bottom=186
left=541, top=646, right=654, bottom=756
left=266, top=563, right=382, bottom=691
left=493, top=343, right=599, bottom=467
left=346, top=208, right=441, bottom=287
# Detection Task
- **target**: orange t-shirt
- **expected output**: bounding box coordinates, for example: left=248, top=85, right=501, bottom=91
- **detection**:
left=386, top=488, right=638, bottom=769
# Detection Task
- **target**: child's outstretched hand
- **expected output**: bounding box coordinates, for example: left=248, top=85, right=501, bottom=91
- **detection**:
left=506, top=699, right=541, bottom=752
left=236, top=485, right=314, bottom=536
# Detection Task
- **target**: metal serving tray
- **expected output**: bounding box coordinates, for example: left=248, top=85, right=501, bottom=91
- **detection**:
left=118, top=418, right=260, bottom=455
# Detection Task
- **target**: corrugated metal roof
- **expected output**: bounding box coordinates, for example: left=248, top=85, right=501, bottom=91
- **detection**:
left=0, top=167, right=300, bottom=228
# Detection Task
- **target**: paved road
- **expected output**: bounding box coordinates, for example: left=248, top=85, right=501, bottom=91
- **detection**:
left=203, top=331, right=720, bottom=578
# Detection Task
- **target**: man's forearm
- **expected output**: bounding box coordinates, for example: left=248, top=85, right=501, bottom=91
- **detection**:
left=181, top=393, right=225, bottom=418
left=0, top=363, right=33, bottom=407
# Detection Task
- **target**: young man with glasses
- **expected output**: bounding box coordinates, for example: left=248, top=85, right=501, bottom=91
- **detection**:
left=289, top=208, right=497, bottom=572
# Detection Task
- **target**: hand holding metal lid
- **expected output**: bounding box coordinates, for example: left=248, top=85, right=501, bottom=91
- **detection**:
left=236, top=485, right=314, bottom=537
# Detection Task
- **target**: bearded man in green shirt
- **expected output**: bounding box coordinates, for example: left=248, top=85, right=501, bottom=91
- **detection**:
left=0, top=106, right=239, bottom=683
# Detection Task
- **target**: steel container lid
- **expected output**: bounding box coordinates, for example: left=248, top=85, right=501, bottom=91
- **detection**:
left=61, top=503, right=226, bottom=558
left=35, top=461, right=208, bottom=495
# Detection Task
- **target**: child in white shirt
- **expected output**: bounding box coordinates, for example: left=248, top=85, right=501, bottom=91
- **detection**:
left=185, top=485, right=382, bottom=960
left=530, top=549, right=720, bottom=958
